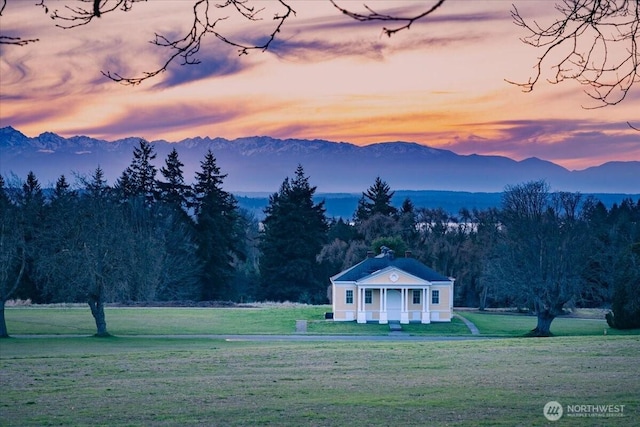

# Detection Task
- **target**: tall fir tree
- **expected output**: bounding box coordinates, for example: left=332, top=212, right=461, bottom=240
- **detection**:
left=354, top=176, right=397, bottom=222
left=85, top=167, right=110, bottom=199
left=116, top=139, right=158, bottom=204
left=158, top=148, right=191, bottom=212
left=52, top=175, right=72, bottom=200
left=192, top=150, right=240, bottom=300
left=259, top=165, right=328, bottom=302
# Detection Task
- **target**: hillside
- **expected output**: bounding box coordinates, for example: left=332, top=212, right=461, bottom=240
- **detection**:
left=1, top=126, right=639, bottom=193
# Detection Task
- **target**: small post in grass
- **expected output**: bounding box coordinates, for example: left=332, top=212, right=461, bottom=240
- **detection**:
left=295, top=320, right=307, bottom=333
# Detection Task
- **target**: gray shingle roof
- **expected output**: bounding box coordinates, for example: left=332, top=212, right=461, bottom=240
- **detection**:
left=332, top=255, right=451, bottom=283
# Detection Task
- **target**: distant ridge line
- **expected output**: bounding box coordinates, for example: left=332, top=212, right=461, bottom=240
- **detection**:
left=1, top=126, right=639, bottom=194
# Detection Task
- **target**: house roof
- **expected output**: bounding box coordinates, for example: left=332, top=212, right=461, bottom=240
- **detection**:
left=332, top=254, right=451, bottom=283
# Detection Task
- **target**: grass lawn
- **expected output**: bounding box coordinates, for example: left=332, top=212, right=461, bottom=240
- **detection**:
left=456, top=311, right=640, bottom=337
left=1, top=306, right=474, bottom=336
left=1, top=336, right=638, bottom=426
left=5, top=305, right=640, bottom=337
left=4, top=305, right=332, bottom=335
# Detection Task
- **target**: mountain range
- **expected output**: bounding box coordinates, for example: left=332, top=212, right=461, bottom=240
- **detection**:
left=1, top=126, right=638, bottom=194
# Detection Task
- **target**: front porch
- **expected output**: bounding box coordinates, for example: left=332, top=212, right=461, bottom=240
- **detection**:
left=355, top=287, right=435, bottom=325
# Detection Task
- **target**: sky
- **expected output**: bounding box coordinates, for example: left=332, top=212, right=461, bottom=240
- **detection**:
left=1, top=0, right=639, bottom=171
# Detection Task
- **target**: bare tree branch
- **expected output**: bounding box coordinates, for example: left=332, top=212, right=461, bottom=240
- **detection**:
left=507, top=0, right=640, bottom=108
left=0, top=35, right=40, bottom=46
left=49, top=0, right=143, bottom=29
left=2, top=0, right=638, bottom=105
left=43, top=0, right=295, bottom=85
left=0, top=0, right=40, bottom=45
left=330, top=0, right=446, bottom=37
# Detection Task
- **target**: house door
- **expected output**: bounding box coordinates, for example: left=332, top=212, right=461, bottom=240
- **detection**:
left=387, top=289, right=401, bottom=321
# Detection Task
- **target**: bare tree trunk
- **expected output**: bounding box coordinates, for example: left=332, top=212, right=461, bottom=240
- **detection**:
left=0, top=300, right=8, bottom=338
left=88, top=298, right=110, bottom=337
left=530, top=310, right=555, bottom=337
left=0, top=247, right=26, bottom=338
left=479, top=285, right=488, bottom=311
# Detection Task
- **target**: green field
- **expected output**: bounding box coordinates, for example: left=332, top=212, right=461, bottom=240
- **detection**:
left=456, top=311, right=640, bottom=337
left=4, top=305, right=637, bottom=337
left=1, top=307, right=639, bottom=426
left=4, top=305, right=473, bottom=336
left=1, top=336, right=638, bottom=426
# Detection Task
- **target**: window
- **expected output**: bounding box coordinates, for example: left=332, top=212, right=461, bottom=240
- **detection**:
left=432, top=290, right=440, bottom=305
left=346, top=290, right=353, bottom=304
left=365, top=290, right=372, bottom=304
left=412, top=290, right=421, bottom=304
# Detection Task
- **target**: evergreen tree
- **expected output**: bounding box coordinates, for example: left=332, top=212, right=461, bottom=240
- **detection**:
left=21, top=171, right=45, bottom=208
left=158, top=148, right=191, bottom=211
left=354, top=177, right=397, bottom=222
left=116, top=139, right=158, bottom=204
left=601, top=198, right=640, bottom=329
left=52, top=175, right=72, bottom=200
left=259, top=165, right=328, bottom=303
left=606, top=241, right=640, bottom=329
left=0, top=176, right=9, bottom=207
left=192, top=150, right=240, bottom=300
left=85, top=167, right=110, bottom=199
left=115, top=168, right=135, bottom=199
left=15, top=171, right=45, bottom=302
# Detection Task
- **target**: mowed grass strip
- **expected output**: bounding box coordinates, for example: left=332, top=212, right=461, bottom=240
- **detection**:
left=3, top=306, right=472, bottom=336
left=5, top=305, right=331, bottom=335
left=6, top=306, right=640, bottom=337
left=456, top=311, right=640, bottom=336
left=1, top=336, right=638, bottom=426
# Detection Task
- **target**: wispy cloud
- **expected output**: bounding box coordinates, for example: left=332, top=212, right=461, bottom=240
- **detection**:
left=63, top=102, right=248, bottom=140
left=267, top=32, right=483, bottom=62
left=303, top=3, right=505, bottom=33
left=443, top=119, right=640, bottom=169
left=151, top=49, right=255, bottom=90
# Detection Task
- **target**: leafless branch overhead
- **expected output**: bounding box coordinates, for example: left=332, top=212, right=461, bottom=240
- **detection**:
left=0, top=0, right=39, bottom=45
left=1, top=0, right=638, bottom=107
left=507, top=0, right=640, bottom=108
left=330, top=0, right=446, bottom=37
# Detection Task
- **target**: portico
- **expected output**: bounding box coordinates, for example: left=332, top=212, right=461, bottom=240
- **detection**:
left=331, top=248, right=454, bottom=324
left=355, top=286, right=432, bottom=324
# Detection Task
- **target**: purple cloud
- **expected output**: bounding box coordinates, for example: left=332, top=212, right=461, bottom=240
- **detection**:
left=63, top=102, right=248, bottom=140
left=444, top=119, right=640, bottom=169
left=151, top=51, right=254, bottom=90
left=267, top=32, right=482, bottom=62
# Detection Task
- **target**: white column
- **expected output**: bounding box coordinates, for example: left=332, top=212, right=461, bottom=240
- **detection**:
left=400, top=288, right=409, bottom=324
left=422, top=286, right=431, bottom=324
left=357, top=287, right=366, bottom=323
left=379, top=287, right=388, bottom=324
left=423, top=286, right=431, bottom=323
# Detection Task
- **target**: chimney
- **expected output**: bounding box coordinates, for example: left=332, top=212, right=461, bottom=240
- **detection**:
left=405, top=251, right=412, bottom=258
left=367, top=251, right=375, bottom=258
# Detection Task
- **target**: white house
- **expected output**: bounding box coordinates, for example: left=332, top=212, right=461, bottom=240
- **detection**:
left=330, top=248, right=454, bottom=324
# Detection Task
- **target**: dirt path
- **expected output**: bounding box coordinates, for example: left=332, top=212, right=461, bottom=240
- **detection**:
left=454, top=313, right=480, bottom=335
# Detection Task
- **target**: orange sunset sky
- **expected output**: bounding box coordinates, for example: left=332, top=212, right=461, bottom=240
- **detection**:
left=1, top=0, right=639, bottom=171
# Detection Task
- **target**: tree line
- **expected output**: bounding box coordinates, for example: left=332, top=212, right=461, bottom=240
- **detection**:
left=1, top=140, right=639, bottom=336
